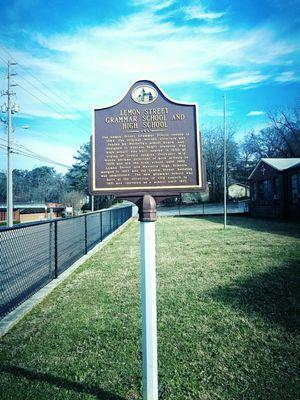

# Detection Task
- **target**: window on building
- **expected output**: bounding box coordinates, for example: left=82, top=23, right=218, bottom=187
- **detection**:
left=258, top=181, right=264, bottom=203
left=265, top=179, right=273, bottom=204
left=252, top=183, right=257, bottom=201
left=258, top=179, right=272, bottom=204
left=291, top=173, right=300, bottom=204
left=274, top=177, right=279, bottom=200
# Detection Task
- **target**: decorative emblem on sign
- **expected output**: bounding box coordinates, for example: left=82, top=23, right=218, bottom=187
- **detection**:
left=132, top=85, right=158, bottom=104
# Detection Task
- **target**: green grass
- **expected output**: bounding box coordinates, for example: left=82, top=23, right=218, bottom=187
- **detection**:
left=0, top=216, right=300, bottom=400
left=0, top=221, right=19, bottom=226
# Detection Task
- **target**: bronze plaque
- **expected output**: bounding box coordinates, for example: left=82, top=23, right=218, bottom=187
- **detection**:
left=90, top=80, right=205, bottom=197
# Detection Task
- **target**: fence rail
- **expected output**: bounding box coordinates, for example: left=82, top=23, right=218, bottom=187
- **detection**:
left=0, top=205, right=133, bottom=319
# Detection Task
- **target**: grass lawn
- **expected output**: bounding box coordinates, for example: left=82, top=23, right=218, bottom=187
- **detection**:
left=0, top=221, right=19, bottom=226
left=0, top=216, right=299, bottom=400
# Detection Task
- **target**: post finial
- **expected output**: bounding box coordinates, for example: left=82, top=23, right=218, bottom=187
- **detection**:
left=138, top=195, right=157, bottom=222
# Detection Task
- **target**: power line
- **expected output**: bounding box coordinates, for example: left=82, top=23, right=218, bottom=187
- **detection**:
left=18, top=83, right=90, bottom=134
left=0, top=137, right=71, bottom=168
left=0, top=142, right=69, bottom=168
left=0, top=52, right=79, bottom=175
left=0, top=46, right=89, bottom=121
left=0, top=143, right=71, bottom=169
left=0, top=55, right=8, bottom=64
left=0, top=50, right=91, bottom=142
left=16, top=72, right=90, bottom=133
left=13, top=142, right=71, bottom=168
left=18, top=66, right=88, bottom=120
left=1, top=51, right=90, bottom=137
left=13, top=149, right=71, bottom=168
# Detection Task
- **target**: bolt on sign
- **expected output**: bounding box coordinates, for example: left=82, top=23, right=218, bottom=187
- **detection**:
left=89, top=80, right=205, bottom=199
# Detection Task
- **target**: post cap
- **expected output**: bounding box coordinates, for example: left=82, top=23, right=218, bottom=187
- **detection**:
left=138, top=195, right=157, bottom=222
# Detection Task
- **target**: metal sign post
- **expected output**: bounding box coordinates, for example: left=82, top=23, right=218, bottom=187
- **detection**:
left=138, top=195, right=158, bottom=400
left=223, top=94, right=227, bottom=229
left=89, top=80, right=206, bottom=400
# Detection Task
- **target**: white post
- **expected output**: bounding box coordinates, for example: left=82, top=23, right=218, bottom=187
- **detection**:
left=3, top=60, right=18, bottom=227
left=139, top=195, right=158, bottom=400
left=7, top=62, right=13, bottom=227
left=91, top=195, right=94, bottom=212
left=223, top=94, right=227, bottom=230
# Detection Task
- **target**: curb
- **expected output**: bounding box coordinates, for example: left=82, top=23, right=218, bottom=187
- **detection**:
left=0, top=217, right=134, bottom=337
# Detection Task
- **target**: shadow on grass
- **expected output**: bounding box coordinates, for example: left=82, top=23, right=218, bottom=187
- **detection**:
left=0, top=364, right=126, bottom=400
left=180, top=215, right=300, bottom=238
left=206, top=261, right=300, bottom=333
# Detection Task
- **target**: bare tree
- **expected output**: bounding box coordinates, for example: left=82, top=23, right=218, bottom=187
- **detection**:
left=63, top=190, right=86, bottom=215
left=202, top=125, right=238, bottom=202
left=244, top=105, right=300, bottom=160
left=267, top=106, right=300, bottom=157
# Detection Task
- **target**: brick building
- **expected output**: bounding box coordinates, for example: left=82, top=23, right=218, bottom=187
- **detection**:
left=248, top=158, right=300, bottom=220
left=0, top=203, right=65, bottom=224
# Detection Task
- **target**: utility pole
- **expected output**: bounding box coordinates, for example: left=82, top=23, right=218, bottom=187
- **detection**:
left=223, top=94, right=227, bottom=230
left=1, top=61, right=18, bottom=227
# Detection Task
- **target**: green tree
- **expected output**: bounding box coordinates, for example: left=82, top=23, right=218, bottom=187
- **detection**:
left=26, top=167, right=65, bottom=202
left=10, top=167, right=66, bottom=203
left=66, top=142, right=114, bottom=210
left=13, top=169, right=30, bottom=202
left=0, top=171, right=6, bottom=202
left=66, top=143, right=90, bottom=194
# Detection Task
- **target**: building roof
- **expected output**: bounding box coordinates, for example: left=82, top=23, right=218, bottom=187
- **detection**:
left=0, top=203, right=46, bottom=209
left=249, top=158, right=300, bottom=179
left=0, top=203, right=65, bottom=211
left=228, top=182, right=250, bottom=189
left=262, top=158, right=300, bottom=170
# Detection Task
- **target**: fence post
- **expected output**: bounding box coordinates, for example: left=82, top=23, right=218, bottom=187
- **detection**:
left=100, top=212, right=103, bottom=241
left=84, top=214, right=88, bottom=254
left=110, top=210, right=112, bottom=233
left=54, top=220, right=58, bottom=278
left=49, top=221, right=53, bottom=277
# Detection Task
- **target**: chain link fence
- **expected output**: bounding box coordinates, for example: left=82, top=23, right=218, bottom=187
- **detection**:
left=0, top=205, right=133, bottom=319
left=157, top=201, right=249, bottom=216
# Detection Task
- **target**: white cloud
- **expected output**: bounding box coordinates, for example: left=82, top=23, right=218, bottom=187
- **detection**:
left=131, top=0, right=174, bottom=10
left=18, top=109, right=79, bottom=121
left=1, top=4, right=298, bottom=122
left=11, top=136, right=75, bottom=173
left=184, top=5, right=225, bottom=20
left=219, top=71, right=270, bottom=88
left=247, top=111, right=265, bottom=116
left=275, top=71, right=298, bottom=82
left=203, top=106, right=233, bottom=117
left=195, top=25, right=228, bottom=34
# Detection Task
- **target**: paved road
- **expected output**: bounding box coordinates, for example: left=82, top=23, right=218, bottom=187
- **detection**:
left=157, top=202, right=249, bottom=217
left=118, top=201, right=248, bottom=217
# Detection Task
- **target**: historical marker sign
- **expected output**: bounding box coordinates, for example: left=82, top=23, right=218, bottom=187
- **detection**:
left=89, top=80, right=206, bottom=400
left=90, top=80, right=205, bottom=198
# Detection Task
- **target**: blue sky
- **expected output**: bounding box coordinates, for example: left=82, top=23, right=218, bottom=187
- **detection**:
left=0, top=0, right=299, bottom=172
